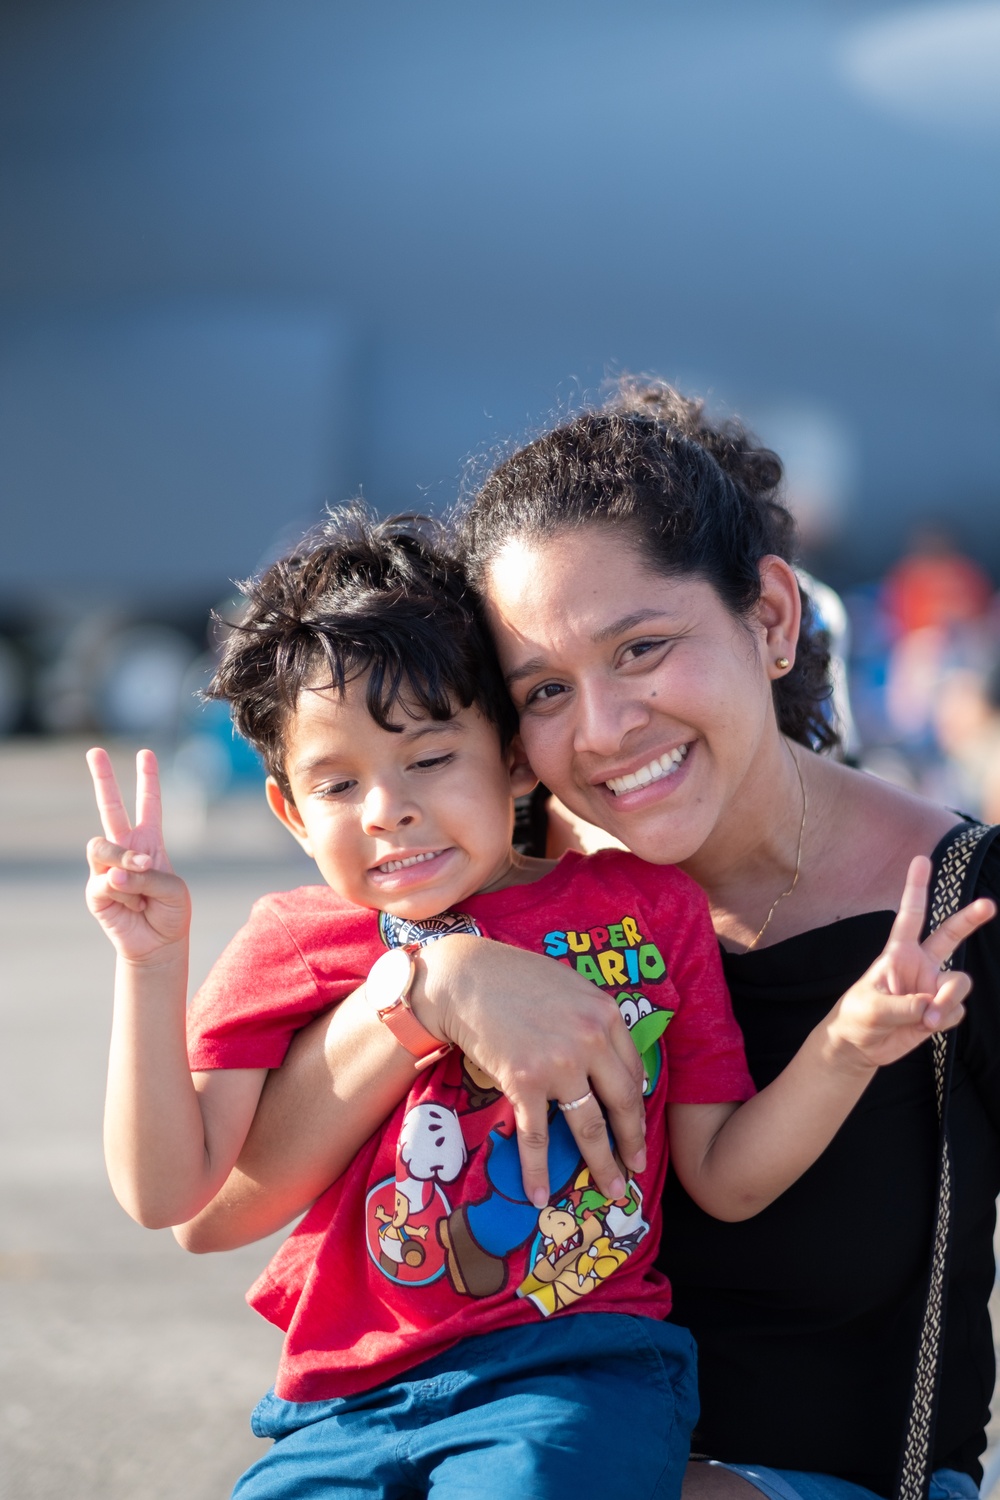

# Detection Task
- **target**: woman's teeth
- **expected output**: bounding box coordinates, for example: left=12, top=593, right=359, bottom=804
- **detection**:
left=377, top=851, right=440, bottom=874
left=606, top=745, right=688, bottom=796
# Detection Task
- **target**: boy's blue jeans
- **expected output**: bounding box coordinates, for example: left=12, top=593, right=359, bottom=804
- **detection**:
left=233, top=1313, right=698, bottom=1500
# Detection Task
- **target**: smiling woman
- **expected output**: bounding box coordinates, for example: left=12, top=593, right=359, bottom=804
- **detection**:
left=462, top=383, right=836, bottom=921
left=455, top=383, right=1000, bottom=1500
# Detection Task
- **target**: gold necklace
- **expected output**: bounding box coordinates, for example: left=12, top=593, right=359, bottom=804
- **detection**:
left=744, top=743, right=807, bottom=952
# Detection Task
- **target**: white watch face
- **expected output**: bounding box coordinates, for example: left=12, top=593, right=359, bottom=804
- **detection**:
left=367, top=946, right=413, bottom=1011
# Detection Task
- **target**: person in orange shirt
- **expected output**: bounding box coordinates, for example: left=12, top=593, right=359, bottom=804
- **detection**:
left=882, top=524, right=993, bottom=636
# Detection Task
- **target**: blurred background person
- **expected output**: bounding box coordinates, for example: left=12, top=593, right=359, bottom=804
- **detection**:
left=882, top=523, right=994, bottom=639
left=931, top=648, right=1000, bottom=824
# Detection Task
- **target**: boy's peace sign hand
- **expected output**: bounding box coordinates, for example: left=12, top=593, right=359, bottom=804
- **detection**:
left=85, top=748, right=191, bottom=963
left=830, top=855, right=996, bottom=1070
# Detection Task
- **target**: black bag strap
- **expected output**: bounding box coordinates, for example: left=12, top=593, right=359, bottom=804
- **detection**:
left=895, top=821, right=1000, bottom=1500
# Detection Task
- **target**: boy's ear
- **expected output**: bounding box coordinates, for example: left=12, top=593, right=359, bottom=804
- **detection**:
left=506, top=734, right=538, bottom=798
left=265, top=777, right=313, bottom=857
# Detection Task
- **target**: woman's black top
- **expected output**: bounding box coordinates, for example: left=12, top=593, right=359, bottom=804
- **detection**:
left=659, top=831, right=1000, bottom=1499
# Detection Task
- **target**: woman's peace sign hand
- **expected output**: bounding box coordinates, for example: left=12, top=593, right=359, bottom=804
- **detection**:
left=85, top=748, right=191, bottom=963
left=830, top=855, right=996, bottom=1071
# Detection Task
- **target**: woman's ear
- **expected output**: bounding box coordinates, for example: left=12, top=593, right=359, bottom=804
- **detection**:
left=756, top=556, right=802, bottom=679
left=506, top=734, right=539, bottom=798
left=265, top=777, right=313, bottom=857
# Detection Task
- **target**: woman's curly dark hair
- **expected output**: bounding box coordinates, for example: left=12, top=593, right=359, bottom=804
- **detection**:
left=461, top=377, right=837, bottom=753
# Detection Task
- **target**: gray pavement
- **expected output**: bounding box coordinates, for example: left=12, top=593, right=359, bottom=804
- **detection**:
left=2, top=738, right=999, bottom=1498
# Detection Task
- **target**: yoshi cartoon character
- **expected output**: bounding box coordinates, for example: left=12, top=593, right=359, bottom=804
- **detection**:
left=616, top=993, right=673, bottom=1092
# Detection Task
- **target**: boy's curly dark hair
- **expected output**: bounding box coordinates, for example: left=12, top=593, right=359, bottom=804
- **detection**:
left=206, top=503, right=519, bottom=797
left=461, top=377, right=837, bottom=753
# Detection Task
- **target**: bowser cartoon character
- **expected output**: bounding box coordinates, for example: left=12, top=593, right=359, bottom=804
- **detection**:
left=516, top=1169, right=649, bottom=1315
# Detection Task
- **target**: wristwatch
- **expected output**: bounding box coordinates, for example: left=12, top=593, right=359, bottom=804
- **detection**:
left=366, top=942, right=453, bottom=1071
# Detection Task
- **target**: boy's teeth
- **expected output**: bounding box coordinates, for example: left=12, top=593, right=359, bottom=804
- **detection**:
left=606, top=744, right=688, bottom=796
left=379, top=851, right=438, bottom=873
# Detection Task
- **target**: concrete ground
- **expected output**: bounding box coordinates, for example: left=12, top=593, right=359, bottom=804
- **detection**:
left=2, top=737, right=998, bottom=1498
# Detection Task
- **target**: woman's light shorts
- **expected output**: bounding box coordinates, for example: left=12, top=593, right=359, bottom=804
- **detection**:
left=707, top=1461, right=980, bottom=1500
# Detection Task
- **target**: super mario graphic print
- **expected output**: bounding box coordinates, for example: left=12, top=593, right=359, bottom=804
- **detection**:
left=364, top=908, right=673, bottom=1315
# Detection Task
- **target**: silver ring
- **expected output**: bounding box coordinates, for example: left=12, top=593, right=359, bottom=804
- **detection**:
left=558, top=1090, right=595, bottom=1113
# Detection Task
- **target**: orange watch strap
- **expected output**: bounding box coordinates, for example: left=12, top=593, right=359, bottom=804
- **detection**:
left=367, top=943, right=452, bottom=1069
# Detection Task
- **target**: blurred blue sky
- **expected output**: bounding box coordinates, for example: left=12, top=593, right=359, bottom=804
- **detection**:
left=1, top=0, right=998, bottom=612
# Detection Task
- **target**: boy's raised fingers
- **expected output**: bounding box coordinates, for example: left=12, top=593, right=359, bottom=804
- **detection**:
left=134, top=748, right=163, bottom=838
left=86, top=747, right=133, bottom=845
left=921, top=898, right=997, bottom=970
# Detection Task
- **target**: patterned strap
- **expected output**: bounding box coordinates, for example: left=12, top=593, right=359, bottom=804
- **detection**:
left=895, top=822, right=998, bottom=1500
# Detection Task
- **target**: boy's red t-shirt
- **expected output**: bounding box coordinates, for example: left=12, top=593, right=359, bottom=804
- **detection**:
left=187, top=850, right=755, bottom=1403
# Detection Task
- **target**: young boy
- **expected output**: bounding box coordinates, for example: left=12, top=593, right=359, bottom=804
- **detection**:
left=86, top=506, right=982, bottom=1500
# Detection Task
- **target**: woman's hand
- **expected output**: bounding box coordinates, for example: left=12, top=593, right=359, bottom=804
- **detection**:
left=826, top=855, right=996, bottom=1071
left=176, top=933, right=649, bottom=1252
left=413, top=934, right=648, bottom=1205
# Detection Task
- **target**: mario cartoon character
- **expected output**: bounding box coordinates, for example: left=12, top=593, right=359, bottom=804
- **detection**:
left=437, top=1105, right=583, bottom=1299
left=366, top=1102, right=467, bottom=1287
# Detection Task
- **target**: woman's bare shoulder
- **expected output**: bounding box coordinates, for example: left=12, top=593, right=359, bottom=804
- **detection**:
left=807, top=755, right=962, bottom=912
left=818, top=757, right=960, bottom=845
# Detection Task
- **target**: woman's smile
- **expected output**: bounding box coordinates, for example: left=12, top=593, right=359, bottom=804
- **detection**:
left=602, top=742, right=690, bottom=797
